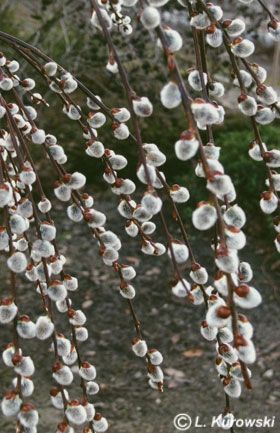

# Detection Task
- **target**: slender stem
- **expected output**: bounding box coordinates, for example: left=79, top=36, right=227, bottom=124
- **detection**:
left=90, top=0, right=153, bottom=186
left=256, top=0, right=275, bottom=20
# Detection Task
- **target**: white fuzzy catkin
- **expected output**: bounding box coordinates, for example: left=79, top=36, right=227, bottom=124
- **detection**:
left=231, top=38, right=255, bottom=58
left=93, top=414, right=109, bottom=433
left=206, top=303, right=231, bottom=328
left=113, top=123, right=130, bottom=139
left=65, top=401, right=87, bottom=425
left=44, top=61, right=58, bottom=76
left=52, top=363, right=74, bottom=386
left=1, top=391, right=22, bottom=416
left=0, top=299, right=18, bottom=324
left=132, top=338, right=148, bottom=357
left=160, top=82, right=182, bottom=109
left=140, top=6, right=160, bottom=29
left=91, top=9, right=112, bottom=30
left=200, top=321, right=218, bottom=341
left=233, top=70, right=252, bottom=88
left=175, top=135, right=199, bottom=161
left=223, top=204, right=246, bottom=228
left=236, top=336, right=256, bottom=364
left=168, top=241, right=189, bottom=264
left=224, top=18, right=246, bottom=37
left=190, top=264, right=208, bottom=284
left=47, top=280, right=67, bottom=302
left=159, top=27, right=182, bottom=52
left=192, top=203, right=217, bottom=230
left=148, top=349, right=163, bottom=365
left=120, top=265, right=136, bottom=280
left=234, top=284, right=262, bottom=309
left=79, top=362, right=97, bottom=381
left=120, top=283, right=136, bottom=299
left=268, top=20, right=280, bottom=41
left=18, top=404, right=39, bottom=428
left=35, top=316, right=54, bottom=340
left=13, top=355, right=35, bottom=376
left=13, top=376, right=34, bottom=397
left=50, top=388, right=68, bottom=409
left=170, top=185, right=190, bottom=203
left=216, top=248, right=239, bottom=273
left=0, top=182, right=13, bottom=207
left=7, top=252, right=27, bottom=273
left=238, top=95, right=257, bottom=116
left=132, top=97, right=153, bottom=117
left=190, top=12, right=210, bottom=29
left=260, top=191, right=278, bottom=214
left=223, top=378, right=242, bottom=399
left=16, top=316, right=36, bottom=339
left=188, top=70, right=208, bottom=91
left=172, top=279, right=190, bottom=298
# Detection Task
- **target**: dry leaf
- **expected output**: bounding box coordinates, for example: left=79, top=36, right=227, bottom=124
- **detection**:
left=171, top=334, right=181, bottom=344
left=124, top=256, right=140, bottom=266
left=164, top=368, right=186, bottom=379
left=183, top=348, right=204, bottom=358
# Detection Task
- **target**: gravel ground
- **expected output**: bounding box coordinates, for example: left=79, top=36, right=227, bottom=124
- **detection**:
left=1, top=193, right=280, bottom=433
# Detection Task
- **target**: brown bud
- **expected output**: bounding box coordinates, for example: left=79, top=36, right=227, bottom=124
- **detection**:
left=235, top=284, right=250, bottom=298
left=216, top=306, right=231, bottom=319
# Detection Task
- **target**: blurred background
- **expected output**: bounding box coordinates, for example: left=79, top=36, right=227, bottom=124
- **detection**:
left=0, top=1, right=280, bottom=432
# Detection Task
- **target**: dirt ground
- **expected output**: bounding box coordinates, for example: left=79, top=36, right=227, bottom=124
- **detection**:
left=1, top=195, right=280, bottom=433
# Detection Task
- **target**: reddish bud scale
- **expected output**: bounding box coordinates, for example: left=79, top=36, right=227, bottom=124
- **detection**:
left=57, top=422, right=69, bottom=432
left=238, top=93, right=248, bottom=103
left=4, top=390, right=18, bottom=399
left=235, top=284, right=250, bottom=297
left=67, top=309, right=75, bottom=319
left=50, top=387, right=60, bottom=397
left=261, top=190, right=273, bottom=200
left=53, top=180, right=61, bottom=188
left=232, top=37, right=243, bottom=45
left=238, top=314, right=249, bottom=323
left=223, top=19, right=232, bottom=28
left=235, top=334, right=247, bottom=347
left=112, top=122, right=119, bottom=131
left=104, top=149, right=112, bottom=157
left=18, top=315, right=31, bottom=322
left=52, top=361, right=63, bottom=373
left=167, top=54, right=175, bottom=71
left=62, top=173, right=72, bottom=184
left=206, top=24, right=216, bottom=34
left=223, top=377, right=231, bottom=386
left=21, top=403, right=36, bottom=412
left=217, top=306, right=231, bottom=319
left=12, top=353, right=22, bottom=365
left=268, top=19, right=279, bottom=31
left=114, top=178, right=124, bottom=188
left=68, top=399, right=80, bottom=406
left=191, top=262, right=201, bottom=272
left=1, top=297, right=14, bottom=306
left=187, top=293, right=195, bottom=303
left=219, top=344, right=230, bottom=354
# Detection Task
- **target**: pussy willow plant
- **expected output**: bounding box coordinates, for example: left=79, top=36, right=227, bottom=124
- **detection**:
left=0, top=0, right=279, bottom=431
